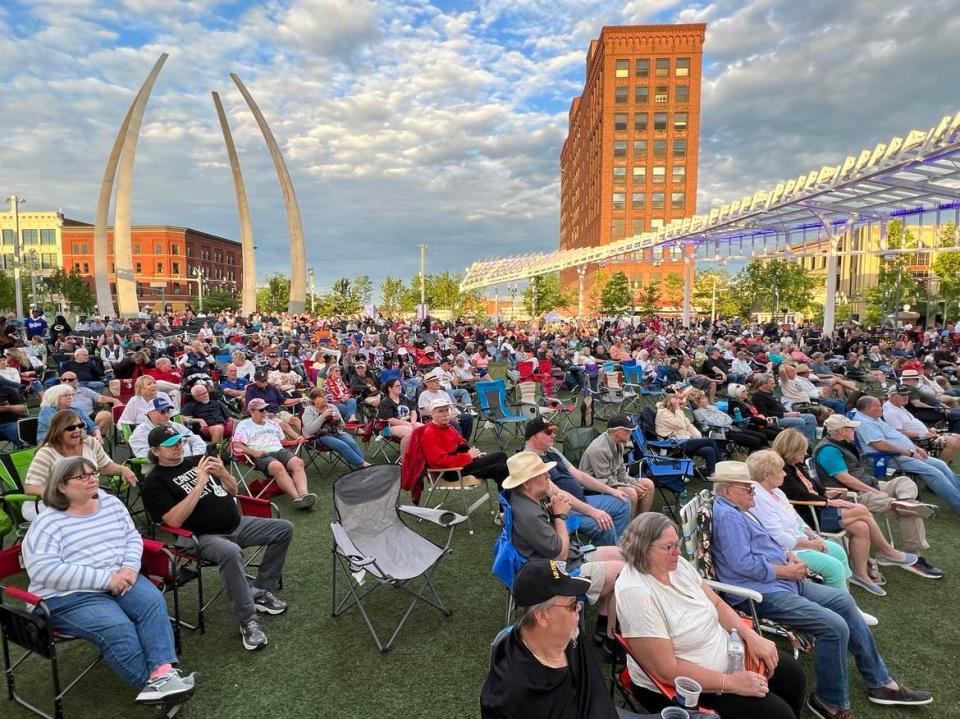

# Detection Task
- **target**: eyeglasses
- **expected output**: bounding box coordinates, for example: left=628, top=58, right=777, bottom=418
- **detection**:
left=541, top=429, right=555, bottom=436
left=61, top=377, right=77, bottom=382
left=66, top=470, right=100, bottom=482
left=732, top=484, right=757, bottom=495
left=551, top=598, right=580, bottom=613
left=651, top=541, right=682, bottom=554
left=250, top=408, right=267, bottom=413
left=63, top=423, right=85, bottom=432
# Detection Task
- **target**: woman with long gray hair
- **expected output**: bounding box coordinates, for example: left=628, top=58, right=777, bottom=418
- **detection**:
left=615, top=513, right=804, bottom=718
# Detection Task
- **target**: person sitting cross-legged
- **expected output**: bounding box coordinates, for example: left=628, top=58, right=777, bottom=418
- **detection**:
left=231, top=398, right=316, bottom=510
left=140, top=425, right=294, bottom=651
left=710, top=460, right=933, bottom=719
left=579, top=415, right=655, bottom=516
left=301, top=388, right=369, bottom=470
left=882, top=384, right=960, bottom=463
left=421, top=396, right=508, bottom=488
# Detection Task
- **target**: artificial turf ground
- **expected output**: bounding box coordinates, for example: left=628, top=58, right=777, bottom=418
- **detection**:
left=3, top=410, right=959, bottom=719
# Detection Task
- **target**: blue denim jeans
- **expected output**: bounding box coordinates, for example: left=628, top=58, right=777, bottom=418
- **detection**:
left=756, top=580, right=890, bottom=709
left=818, top=397, right=847, bottom=414
left=576, top=493, right=632, bottom=546
left=314, top=433, right=365, bottom=468
left=896, top=455, right=960, bottom=512
left=0, top=421, right=24, bottom=448
left=778, top=414, right=817, bottom=444
left=334, top=397, right=358, bottom=420
left=41, top=575, right=177, bottom=688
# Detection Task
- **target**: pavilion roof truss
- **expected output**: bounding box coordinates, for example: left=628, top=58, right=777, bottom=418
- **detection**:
left=460, top=109, right=960, bottom=291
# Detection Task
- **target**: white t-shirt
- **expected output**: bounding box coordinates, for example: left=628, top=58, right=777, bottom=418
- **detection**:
left=232, top=418, right=284, bottom=452
left=882, top=400, right=929, bottom=437
left=615, top=557, right=728, bottom=692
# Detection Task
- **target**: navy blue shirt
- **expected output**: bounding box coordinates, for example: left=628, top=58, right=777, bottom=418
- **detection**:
left=24, top=317, right=47, bottom=338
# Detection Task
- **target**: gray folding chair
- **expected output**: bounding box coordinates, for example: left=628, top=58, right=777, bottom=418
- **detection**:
left=330, top=465, right=467, bottom=652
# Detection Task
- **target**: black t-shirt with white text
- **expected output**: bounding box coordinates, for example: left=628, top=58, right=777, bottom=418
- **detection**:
left=140, top=456, right=241, bottom=535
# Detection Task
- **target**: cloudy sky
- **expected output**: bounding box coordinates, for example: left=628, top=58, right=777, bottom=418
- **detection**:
left=2, top=0, right=958, bottom=295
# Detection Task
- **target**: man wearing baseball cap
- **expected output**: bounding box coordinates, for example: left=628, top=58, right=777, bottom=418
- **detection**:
left=140, top=425, right=294, bottom=652
left=580, top=415, right=654, bottom=516
left=813, top=413, right=942, bottom=579
left=883, top=384, right=960, bottom=463
left=243, top=369, right=303, bottom=435
left=710, top=461, right=933, bottom=715
left=898, top=369, right=960, bottom=431
left=128, top=396, right=206, bottom=459
left=417, top=368, right=473, bottom=440
left=480, top=559, right=621, bottom=719
left=420, top=395, right=507, bottom=488
left=505, top=451, right=623, bottom=654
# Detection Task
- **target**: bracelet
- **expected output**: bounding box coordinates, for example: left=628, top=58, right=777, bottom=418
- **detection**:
left=719, top=674, right=725, bottom=695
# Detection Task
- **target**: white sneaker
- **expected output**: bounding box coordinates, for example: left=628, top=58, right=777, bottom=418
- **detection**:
left=135, top=669, right=197, bottom=705
left=859, top=609, right=879, bottom=627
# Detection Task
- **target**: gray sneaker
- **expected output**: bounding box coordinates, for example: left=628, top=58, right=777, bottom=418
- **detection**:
left=253, top=589, right=288, bottom=615
left=291, top=492, right=317, bottom=510
left=849, top=574, right=887, bottom=597
left=240, top=617, right=268, bottom=650
left=135, top=669, right=197, bottom=705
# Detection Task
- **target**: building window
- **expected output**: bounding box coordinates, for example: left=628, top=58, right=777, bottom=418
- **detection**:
left=613, top=166, right=627, bottom=183
left=171, top=244, right=179, bottom=255
left=652, top=166, right=666, bottom=183
left=41, top=253, right=57, bottom=269
left=631, top=219, right=645, bottom=235
left=612, top=218, right=625, bottom=239
left=136, top=262, right=142, bottom=273
left=633, top=139, right=647, bottom=156
left=676, top=58, right=690, bottom=77
left=215, top=252, right=222, bottom=263
left=614, top=112, right=627, bottom=131
left=21, top=229, right=38, bottom=245
left=615, top=86, right=628, bottom=104
left=636, top=59, right=650, bottom=78
left=155, top=242, right=163, bottom=254
left=613, top=140, right=627, bottom=157
left=633, top=166, right=646, bottom=183
left=672, top=192, right=686, bottom=210
left=186, top=244, right=194, bottom=257
left=655, top=85, right=668, bottom=103
left=615, top=59, right=629, bottom=78
left=673, top=165, right=686, bottom=183
left=634, top=112, right=647, bottom=131
left=1, top=230, right=12, bottom=246
left=0, top=254, right=13, bottom=269
left=172, top=262, right=180, bottom=274
left=74, top=262, right=80, bottom=271
left=674, top=112, right=688, bottom=131
left=654, top=112, right=668, bottom=131
left=655, top=58, right=670, bottom=77
left=674, top=139, right=687, bottom=157
left=110, top=263, right=115, bottom=273
left=632, top=192, right=646, bottom=210
left=676, top=85, right=689, bottom=103
left=612, top=192, right=626, bottom=210
left=227, top=253, right=234, bottom=265
left=635, top=86, right=648, bottom=104
left=653, top=139, right=667, bottom=158
left=652, top=192, right=665, bottom=210
left=82, top=263, right=89, bottom=273
left=40, top=229, right=56, bottom=245
left=651, top=218, right=664, bottom=230
left=155, top=262, right=161, bottom=273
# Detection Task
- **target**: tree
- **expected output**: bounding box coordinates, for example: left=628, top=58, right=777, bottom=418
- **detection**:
left=203, top=287, right=240, bottom=313
left=734, top=259, right=818, bottom=316
left=587, top=271, right=609, bottom=316
left=635, top=281, right=661, bottom=315
left=858, top=220, right=921, bottom=325
left=600, top=271, right=632, bottom=316
left=661, top=272, right=684, bottom=308
left=379, top=276, right=406, bottom=316
left=0, top=271, right=28, bottom=315
left=931, top=222, right=960, bottom=321
left=45, top=268, right=96, bottom=315
left=692, top=269, right=739, bottom=317
left=256, top=274, right=290, bottom=314
left=325, top=276, right=371, bottom=316
left=522, top=273, right=573, bottom=316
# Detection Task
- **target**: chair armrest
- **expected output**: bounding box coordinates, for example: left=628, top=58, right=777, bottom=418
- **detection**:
left=705, top=580, right=763, bottom=604
left=3, top=585, right=43, bottom=606
left=159, top=523, right=194, bottom=539
left=238, top=494, right=277, bottom=519
left=788, top=500, right=827, bottom=507
left=330, top=521, right=376, bottom=567
left=400, top=505, right=468, bottom=527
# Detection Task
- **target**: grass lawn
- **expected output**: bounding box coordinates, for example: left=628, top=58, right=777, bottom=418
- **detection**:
left=3, top=411, right=960, bottom=719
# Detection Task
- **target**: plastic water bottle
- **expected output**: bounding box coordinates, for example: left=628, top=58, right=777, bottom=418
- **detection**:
left=727, top=628, right=745, bottom=673
left=733, top=407, right=743, bottom=424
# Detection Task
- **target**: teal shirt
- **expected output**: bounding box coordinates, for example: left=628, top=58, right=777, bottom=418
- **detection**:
left=816, top=445, right=848, bottom=477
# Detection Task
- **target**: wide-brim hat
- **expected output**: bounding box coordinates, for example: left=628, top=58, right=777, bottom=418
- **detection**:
left=900, top=369, right=921, bottom=379
left=710, top=460, right=753, bottom=485
left=503, top=451, right=556, bottom=489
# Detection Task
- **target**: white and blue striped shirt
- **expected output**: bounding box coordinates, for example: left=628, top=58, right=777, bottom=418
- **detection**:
left=22, top=490, right=142, bottom=600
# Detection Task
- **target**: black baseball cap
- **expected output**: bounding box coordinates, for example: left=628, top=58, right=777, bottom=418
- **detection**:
left=254, top=369, right=269, bottom=381
left=147, top=425, right=183, bottom=448
left=606, top=415, right=637, bottom=431
left=524, top=417, right=558, bottom=440
left=512, top=559, right=591, bottom=607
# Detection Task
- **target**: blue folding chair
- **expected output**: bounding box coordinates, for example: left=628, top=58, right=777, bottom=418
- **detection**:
left=628, top=427, right=694, bottom=521
left=475, top=379, right=527, bottom=450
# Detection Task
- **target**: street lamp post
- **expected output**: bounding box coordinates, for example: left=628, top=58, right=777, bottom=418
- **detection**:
left=308, top=267, right=316, bottom=315
left=418, top=243, right=427, bottom=319
left=192, top=266, right=206, bottom=312
left=6, top=195, right=25, bottom=318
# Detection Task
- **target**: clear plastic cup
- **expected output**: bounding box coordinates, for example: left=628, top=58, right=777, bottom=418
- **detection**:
left=661, top=708, right=689, bottom=719
left=674, top=676, right=702, bottom=709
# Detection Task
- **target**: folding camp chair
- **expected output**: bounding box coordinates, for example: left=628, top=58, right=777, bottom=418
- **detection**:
left=330, top=465, right=466, bottom=652
left=358, top=418, right=402, bottom=464
left=0, top=460, right=38, bottom=544
left=560, top=426, right=599, bottom=468
left=16, top=418, right=38, bottom=448
left=626, top=428, right=694, bottom=521
left=474, top=379, right=527, bottom=450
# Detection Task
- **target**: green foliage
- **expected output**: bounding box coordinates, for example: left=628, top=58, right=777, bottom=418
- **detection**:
left=44, top=268, right=96, bottom=315
left=203, top=287, right=240, bottom=313
left=857, top=220, right=922, bottom=323
left=256, top=274, right=290, bottom=314
left=661, top=272, right=684, bottom=308
left=522, top=274, right=572, bottom=316
left=600, top=271, right=632, bottom=316
left=395, top=272, right=484, bottom=317
left=932, top=223, right=960, bottom=314
left=379, top=276, right=406, bottom=316
left=692, top=269, right=739, bottom=317
left=0, top=271, right=29, bottom=314
left=635, top=281, right=661, bottom=315
left=320, top=276, right=372, bottom=316
left=734, top=259, right=818, bottom=315
left=587, top=270, right=609, bottom=315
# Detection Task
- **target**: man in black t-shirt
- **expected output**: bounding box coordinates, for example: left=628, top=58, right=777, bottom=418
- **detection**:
left=480, top=559, right=623, bottom=719
left=140, top=425, right=294, bottom=652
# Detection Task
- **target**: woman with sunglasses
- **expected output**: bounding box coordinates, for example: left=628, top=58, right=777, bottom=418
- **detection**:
left=616, top=512, right=805, bottom=718
left=37, top=383, right=99, bottom=445
left=21, top=456, right=197, bottom=708
left=23, top=410, right=136, bottom=520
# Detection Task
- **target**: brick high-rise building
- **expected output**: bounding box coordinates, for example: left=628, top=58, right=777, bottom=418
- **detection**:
left=559, top=24, right=706, bottom=307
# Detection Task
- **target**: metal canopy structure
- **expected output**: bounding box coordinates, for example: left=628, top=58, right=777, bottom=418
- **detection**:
left=460, top=108, right=960, bottom=333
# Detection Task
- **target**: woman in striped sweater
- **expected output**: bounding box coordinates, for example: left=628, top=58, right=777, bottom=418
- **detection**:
left=21, top=456, right=197, bottom=708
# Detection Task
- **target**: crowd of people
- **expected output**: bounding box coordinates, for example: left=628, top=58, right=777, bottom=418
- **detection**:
left=2, top=305, right=960, bottom=717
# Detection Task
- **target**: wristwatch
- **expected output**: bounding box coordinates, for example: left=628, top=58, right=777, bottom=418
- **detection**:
left=550, top=512, right=569, bottom=521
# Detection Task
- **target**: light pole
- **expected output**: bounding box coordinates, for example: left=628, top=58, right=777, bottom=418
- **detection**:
left=710, top=274, right=718, bottom=326
left=6, top=195, right=25, bottom=318
left=192, top=265, right=206, bottom=312
left=418, top=243, right=427, bottom=319
left=308, top=267, right=316, bottom=314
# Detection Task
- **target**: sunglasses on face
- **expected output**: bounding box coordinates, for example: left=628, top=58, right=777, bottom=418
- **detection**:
left=62, top=377, right=77, bottom=382
left=64, top=423, right=85, bottom=432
